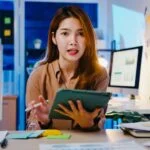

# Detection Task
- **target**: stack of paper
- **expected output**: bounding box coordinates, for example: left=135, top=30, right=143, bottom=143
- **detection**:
left=119, top=121, right=150, bottom=137
left=6, top=129, right=71, bottom=140
left=7, top=130, right=44, bottom=139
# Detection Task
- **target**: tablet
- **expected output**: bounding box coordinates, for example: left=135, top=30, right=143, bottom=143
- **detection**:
left=49, top=89, right=111, bottom=120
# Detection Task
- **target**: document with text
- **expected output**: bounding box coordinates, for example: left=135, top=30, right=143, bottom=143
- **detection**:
left=39, top=141, right=145, bottom=150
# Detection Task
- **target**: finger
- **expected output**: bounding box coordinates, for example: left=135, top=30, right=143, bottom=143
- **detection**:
left=77, top=100, right=85, bottom=113
left=27, top=100, right=36, bottom=107
left=68, top=101, right=78, bottom=114
left=34, top=100, right=49, bottom=113
left=34, top=109, right=50, bottom=124
left=30, top=100, right=36, bottom=105
left=39, top=95, right=47, bottom=104
left=35, top=105, right=48, bottom=114
left=38, top=95, right=49, bottom=112
left=98, top=108, right=105, bottom=118
left=92, top=108, right=101, bottom=118
left=39, top=95, right=49, bottom=106
left=73, top=121, right=78, bottom=128
left=58, top=104, right=71, bottom=114
left=98, top=117, right=106, bottom=129
left=54, top=109, right=71, bottom=118
left=26, top=100, right=36, bottom=111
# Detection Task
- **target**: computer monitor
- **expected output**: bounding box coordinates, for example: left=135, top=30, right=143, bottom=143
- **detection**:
left=109, top=46, right=143, bottom=88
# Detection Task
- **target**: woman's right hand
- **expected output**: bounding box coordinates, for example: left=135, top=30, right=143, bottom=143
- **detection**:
left=27, top=95, right=50, bottom=128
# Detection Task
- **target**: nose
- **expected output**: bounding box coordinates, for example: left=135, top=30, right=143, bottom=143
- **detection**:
left=69, top=34, right=77, bottom=46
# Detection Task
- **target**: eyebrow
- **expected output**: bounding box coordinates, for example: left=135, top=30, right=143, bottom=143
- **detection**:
left=59, top=28, right=83, bottom=31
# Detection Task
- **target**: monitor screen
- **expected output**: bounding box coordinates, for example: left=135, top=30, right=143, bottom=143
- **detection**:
left=109, top=46, right=143, bottom=88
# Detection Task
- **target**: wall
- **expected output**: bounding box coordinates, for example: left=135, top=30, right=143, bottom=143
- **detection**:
left=107, top=0, right=147, bottom=49
left=97, top=0, right=108, bottom=47
left=139, top=7, right=150, bottom=102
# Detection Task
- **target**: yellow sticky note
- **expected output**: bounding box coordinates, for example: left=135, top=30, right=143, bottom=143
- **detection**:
left=47, top=134, right=71, bottom=139
left=4, top=29, right=11, bottom=36
left=42, top=129, right=62, bottom=137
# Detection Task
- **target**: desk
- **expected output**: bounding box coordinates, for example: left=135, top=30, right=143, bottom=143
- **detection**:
left=5, top=129, right=150, bottom=150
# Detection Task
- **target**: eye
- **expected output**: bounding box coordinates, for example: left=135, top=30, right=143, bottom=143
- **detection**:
left=78, top=31, right=84, bottom=37
left=61, top=32, right=69, bottom=36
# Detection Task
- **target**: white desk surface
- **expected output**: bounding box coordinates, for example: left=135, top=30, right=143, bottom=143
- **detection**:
left=4, top=129, right=150, bottom=150
left=107, top=97, right=150, bottom=114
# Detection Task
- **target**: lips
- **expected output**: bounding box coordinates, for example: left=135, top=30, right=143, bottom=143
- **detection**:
left=67, top=48, right=79, bottom=55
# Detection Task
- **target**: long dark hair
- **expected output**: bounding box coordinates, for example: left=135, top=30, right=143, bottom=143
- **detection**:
left=39, top=6, right=104, bottom=89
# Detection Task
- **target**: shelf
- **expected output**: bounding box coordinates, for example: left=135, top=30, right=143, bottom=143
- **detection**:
left=25, top=48, right=46, bottom=69
left=3, top=44, right=14, bottom=49
left=26, top=48, right=45, bottom=51
left=26, top=48, right=45, bottom=57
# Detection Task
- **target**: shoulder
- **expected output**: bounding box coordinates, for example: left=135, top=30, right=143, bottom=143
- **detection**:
left=101, top=67, right=108, bottom=79
left=30, top=63, right=49, bottom=78
left=95, top=64, right=108, bottom=80
left=27, top=60, right=58, bottom=82
left=31, top=59, right=59, bottom=76
left=27, top=62, right=52, bottom=85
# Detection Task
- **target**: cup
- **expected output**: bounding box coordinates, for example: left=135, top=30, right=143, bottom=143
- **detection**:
left=33, top=39, right=42, bottom=49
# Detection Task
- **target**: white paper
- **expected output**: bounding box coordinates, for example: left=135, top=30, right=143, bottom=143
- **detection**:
left=143, top=141, right=150, bottom=147
left=39, top=141, right=145, bottom=150
left=119, top=121, right=150, bottom=131
left=0, top=131, right=8, bottom=143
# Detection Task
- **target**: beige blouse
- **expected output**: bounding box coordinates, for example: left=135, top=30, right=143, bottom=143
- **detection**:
left=26, top=59, right=109, bottom=129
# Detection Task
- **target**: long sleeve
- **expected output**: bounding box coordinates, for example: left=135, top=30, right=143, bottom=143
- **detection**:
left=26, top=66, right=45, bottom=130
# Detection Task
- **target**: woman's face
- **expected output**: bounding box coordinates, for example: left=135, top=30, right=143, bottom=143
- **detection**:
left=52, top=17, right=86, bottom=63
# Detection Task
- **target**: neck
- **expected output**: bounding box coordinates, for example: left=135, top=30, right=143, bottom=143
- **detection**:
left=58, top=58, right=78, bottom=80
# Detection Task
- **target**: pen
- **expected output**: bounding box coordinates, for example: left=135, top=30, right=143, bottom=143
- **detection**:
left=25, top=100, right=49, bottom=112
left=25, top=102, right=42, bottom=112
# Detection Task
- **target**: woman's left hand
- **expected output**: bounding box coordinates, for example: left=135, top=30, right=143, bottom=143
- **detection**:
left=54, top=100, right=103, bottom=128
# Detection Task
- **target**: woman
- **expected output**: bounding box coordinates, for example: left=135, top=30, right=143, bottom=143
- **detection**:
left=26, top=6, right=109, bottom=131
